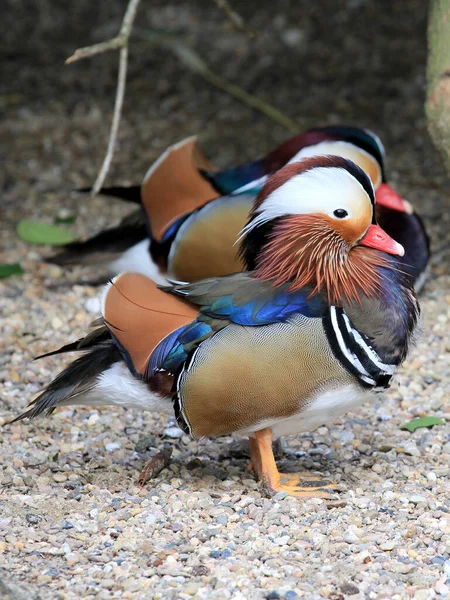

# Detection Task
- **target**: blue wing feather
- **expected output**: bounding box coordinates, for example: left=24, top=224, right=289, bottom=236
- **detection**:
left=199, top=285, right=326, bottom=325
left=161, top=320, right=214, bottom=374
left=148, top=321, right=215, bottom=376
left=146, top=326, right=186, bottom=378
left=151, top=275, right=328, bottom=376
left=208, top=159, right=267, bottom=195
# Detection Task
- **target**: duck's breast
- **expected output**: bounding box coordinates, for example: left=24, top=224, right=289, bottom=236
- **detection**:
left=176, top=314, right=365, bottom=439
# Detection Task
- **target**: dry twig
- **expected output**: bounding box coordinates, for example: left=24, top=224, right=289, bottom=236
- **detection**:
left=213, top=0, right=256, bottom=39
left=66, top=4, right=297, bottom=193
left=138, top=447, right=173, bottom=487
left=66, top=0, right=142, bottom=195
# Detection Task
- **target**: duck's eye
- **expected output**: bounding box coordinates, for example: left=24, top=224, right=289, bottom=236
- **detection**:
left=333, top=208, right=348, bottom=219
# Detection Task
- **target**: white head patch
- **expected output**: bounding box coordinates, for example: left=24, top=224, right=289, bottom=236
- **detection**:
left=287, top=141, right=382, bottom=188
left=241, top=166, right=374, bottom=236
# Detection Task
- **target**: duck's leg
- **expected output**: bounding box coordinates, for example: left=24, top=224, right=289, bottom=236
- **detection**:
left=250, top=428, right=337, bottom=499
left=247, top=437, right=283, bottom=472
left=248, top=437, right=262, bottom=474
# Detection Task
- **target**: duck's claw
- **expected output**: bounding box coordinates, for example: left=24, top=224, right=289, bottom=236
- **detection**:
left=250, top=429, right=340, bottom=500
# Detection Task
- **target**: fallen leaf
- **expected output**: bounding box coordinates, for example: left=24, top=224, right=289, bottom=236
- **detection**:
left=400, top=416, right=445, bottom=432
left=17, top=219, right=77, bottom=245
left=0, top=263, right=24, bottom=278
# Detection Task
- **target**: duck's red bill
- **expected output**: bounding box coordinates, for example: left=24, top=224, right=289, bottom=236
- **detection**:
left=360, top=224, right=405, bottom=256
left=375, top=183, right=413, bottom=214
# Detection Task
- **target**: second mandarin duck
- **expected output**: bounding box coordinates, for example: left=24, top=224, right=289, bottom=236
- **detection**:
left=50, top=126, right=429, bottom=290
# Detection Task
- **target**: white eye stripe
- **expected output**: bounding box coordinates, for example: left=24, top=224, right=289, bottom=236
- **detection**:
left=287, top=140, right=373, bottom=166
left=286, top=140, right=382, bottom=188
left=242, top=166, right=373, bottom=236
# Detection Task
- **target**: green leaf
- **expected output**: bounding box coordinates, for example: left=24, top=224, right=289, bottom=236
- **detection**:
left=0, top=263, right=24, bottom=278
left=54, top=215, right=76, bottom=225
left=400, top=417, right=445, bottom=433
left=17, top=219, right=78, bottom=246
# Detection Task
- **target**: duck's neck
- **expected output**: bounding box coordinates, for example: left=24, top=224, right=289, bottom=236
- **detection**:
left=341, top=262, right=419, bottom=364
left=244, top=217, right=393, bottom=306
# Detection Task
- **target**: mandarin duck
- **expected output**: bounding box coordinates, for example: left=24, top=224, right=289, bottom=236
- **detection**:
left=51, top=126, right=430, bottom=290
left=15, top=157, right=419, bottom=498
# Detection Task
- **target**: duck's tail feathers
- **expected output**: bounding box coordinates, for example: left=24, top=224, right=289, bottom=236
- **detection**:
left=10, top=337, right=121, bottom=421
left=11, top=323, right=170, bottom=421
left=34, top=326, right=110, bottom=360
left=48, top=210, right=148, bottom=267
left=76, top=185, right=141, bottom=204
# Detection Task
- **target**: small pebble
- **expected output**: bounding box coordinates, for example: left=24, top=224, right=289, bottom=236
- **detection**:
left=66, top=553, right=80, bottom=566
left=184, top=582, right=201, bottom=595
left=85, top=296, right=101, bottom=314
left=26, top=513, right=42, bottom=525
left=340, top=582, right=359, bottom=595
left=87, top=413, right=100, bottom=427
left=216, top=514, right=228, bottom=526
left=343, top=529, right=360, bottom=544
left=273, top=491, right=288, bottom=501
left=163, top=427, right=184, bottom=439
left=135, top=435, right=156, bottom=453
left=409, top=494, right=426, bottom=504
left=105, top=442, right=121, bottom=452
left=379, top=541, right=396, bottom=551
left=436, top=582, right=450, bottom=596
left=51, top=317, right=63, bottom=330
left=275, top=535, right=290, bottom=546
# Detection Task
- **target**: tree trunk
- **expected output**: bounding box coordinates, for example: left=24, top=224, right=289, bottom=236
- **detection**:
left=427, top=0, right=450, bottom=171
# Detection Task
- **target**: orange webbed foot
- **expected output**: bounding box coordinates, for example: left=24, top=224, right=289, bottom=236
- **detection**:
left=263, top=471, right=338, bottom=499
left=249, top=429, right=339, bottom=499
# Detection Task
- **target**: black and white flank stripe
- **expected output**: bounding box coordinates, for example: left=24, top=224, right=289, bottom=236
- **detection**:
left=324, top=306, right=395, bottom=390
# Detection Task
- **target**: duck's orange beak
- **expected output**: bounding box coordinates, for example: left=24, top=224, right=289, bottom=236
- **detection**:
left=376, top=183, right=413, bottom=214
left=359, top=224, right=405, bottom=256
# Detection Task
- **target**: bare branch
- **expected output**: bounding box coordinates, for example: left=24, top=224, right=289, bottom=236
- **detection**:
left=66, top=0, right=141, bottom=64
left=65, top=38, right=122, bottom=64
left=65, top=0, right=141, bottom=195
left=92, top=45, right=129, bottom=195
left=213, top=0, right=255, bottom=40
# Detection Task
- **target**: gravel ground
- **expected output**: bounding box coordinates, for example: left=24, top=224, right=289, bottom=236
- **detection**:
left=1, top=1, right=450, bottom=599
